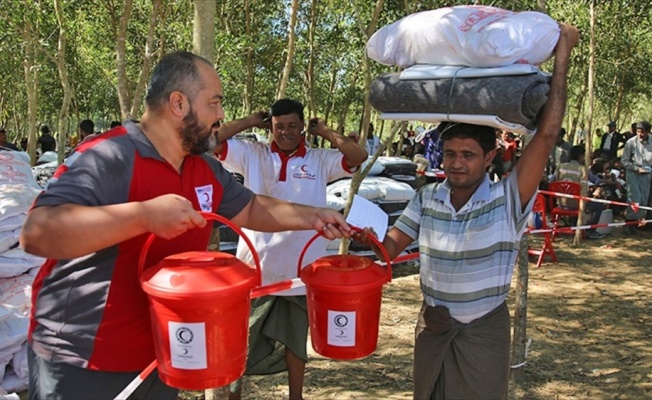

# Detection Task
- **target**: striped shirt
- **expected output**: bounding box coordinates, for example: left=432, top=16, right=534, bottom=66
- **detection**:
left=394, top=172, right=533, bottom=323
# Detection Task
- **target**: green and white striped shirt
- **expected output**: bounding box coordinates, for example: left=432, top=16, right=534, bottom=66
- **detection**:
left=395, top=172, right=533, bottom=323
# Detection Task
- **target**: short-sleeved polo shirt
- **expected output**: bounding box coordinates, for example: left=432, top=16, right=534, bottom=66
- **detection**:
left=394, top=171, right=534, bottom=323
left=29, top=120, right=254, bottom=371
left=219, top=138, right=353, bottom=295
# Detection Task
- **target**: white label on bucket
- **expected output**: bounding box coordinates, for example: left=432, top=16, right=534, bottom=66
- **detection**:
left=327, top=310, right=356, bottom=347
left=169, top=321, right=207, bottom=370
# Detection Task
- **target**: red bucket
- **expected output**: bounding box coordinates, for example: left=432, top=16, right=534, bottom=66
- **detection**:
left=139, top=213, right=261, bottom=390
left=298, top=228, right=391, bottom=360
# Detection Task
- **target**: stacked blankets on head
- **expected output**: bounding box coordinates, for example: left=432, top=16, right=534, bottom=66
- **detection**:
left=369, top=65, right=551, bottom=132
left=0, top=151, right=45, bottom=395
left=366, top=5, right=561, bottom=134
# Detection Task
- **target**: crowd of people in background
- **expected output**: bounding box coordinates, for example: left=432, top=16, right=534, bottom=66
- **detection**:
left=3, top=114, right=652, bottom=241
left=375, top=119, right=651, bottom=240
left=0, top=120, right=122, bottom=163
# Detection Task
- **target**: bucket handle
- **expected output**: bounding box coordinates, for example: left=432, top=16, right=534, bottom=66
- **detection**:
left=297, top=226, right=392, bottom=283
left=137, top=212, right=262, bottom=286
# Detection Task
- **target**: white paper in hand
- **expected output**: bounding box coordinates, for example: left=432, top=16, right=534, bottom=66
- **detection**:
left=346, top=195, right=388, bottom=241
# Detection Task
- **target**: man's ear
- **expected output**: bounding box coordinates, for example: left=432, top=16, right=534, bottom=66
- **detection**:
left=485, top=148, right=497, bottom=168
left=168, top=91, right=188, bottom=117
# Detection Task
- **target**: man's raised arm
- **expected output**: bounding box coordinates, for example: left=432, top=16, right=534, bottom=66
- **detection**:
left=515, top=24, right=580, bottom=206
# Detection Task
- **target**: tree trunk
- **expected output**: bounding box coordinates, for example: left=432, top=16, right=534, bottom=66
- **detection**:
left=243, top=0, right=254, bottom=115
left=116, top=0, right=134, bottom=120
left=276, top=0, right=299, bottom=99
left=324, top=67, right=338, bottom=125
left=130, top=0, right=162, bottom=118
left=571, top=80, right=587, bottom=145
left=306, top=0, right=317, bottom=120
left=22, top=25, right=39, bottom=165
left=575, top=0, right=597, bottom=246
left=336, top=72, right=359, bottom=135
left=354, top=0, right=384, bottom=148
left=336, top=0, right=386, bottom=256
left=54, top=0, right=72, bottom=165
left=613, top=72, right=625, bottom=124
left=511, top=0, right=545, bottom=382
left=193, top=0, right=215, bottom=62
left=510, top=237, right=530, bottom=383
left=192, top=3, right=226, bottom=399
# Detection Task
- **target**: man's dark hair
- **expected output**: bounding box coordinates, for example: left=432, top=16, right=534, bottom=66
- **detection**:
left=145, top=51, right=213, bottom=111
left=438, top=122, right=496, bottom=154
left=590, top=161, right=604, bottom=175
left=570, top=145, right=585, bottom=161
left=637, top=120, right=652, bottom=133
left=79, top=119, right=94, bottom=136
left=270, top=98, right=304, bottom=121
left=40, top=125, right=50, bottom=135
left=110, top=121, right=122, bottom=128
left=559, top=127, right=567, bottom=138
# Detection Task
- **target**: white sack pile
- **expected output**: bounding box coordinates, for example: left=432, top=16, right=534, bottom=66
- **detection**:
left=0, top=151, right=46, bottom=394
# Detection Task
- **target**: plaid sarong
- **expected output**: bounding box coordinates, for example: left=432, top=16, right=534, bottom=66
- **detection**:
left=413, top=301, right=510, bottom=400
left=229, top=295, right=308, bottom=392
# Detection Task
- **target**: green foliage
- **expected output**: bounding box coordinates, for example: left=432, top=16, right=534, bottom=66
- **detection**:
left=1, top=0, right=652, bottom=140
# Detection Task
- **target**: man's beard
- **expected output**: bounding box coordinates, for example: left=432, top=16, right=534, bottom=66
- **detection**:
left=181, top=105, right=218, bottom=155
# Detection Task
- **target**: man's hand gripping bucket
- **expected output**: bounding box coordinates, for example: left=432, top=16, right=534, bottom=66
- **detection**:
left=136, top=212, right=261, bottom=391
left=298, top=227, right=392, bottom=360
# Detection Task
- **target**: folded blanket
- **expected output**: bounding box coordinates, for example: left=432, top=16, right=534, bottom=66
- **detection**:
left=369, top=72, right=551, bottom=130
left=379, top=113, right=533, bottom=136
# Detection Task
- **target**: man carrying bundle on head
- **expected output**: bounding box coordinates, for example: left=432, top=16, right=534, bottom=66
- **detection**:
left=355, top=24, right=580, bottom=399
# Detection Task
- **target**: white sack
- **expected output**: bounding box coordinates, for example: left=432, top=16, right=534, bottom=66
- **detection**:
left=11, top=343, right=27, bottom=380
left=0, top=274, right=34, bottom=318
left=367, top=5, right=560, bottom=68
left=0, top=232, right=19, bottom=256
left=0, top=318, right=28, bottom=354
left=0, top=309, right=11, bottom=325
left=0, top=152, right=39, bottom=188
left=371, top=177, right=416, bottom=202
left=326, top=194, right=347, bottom=212
left=360, top=157, right=385, bottom=176
left=0, top=185, right=41, bottom=221
left=327, top=179, right=383, bottom=202
left=0, top=249, right=44, bottom=279
left=0, top=367, right=27, bottom=394
left=0, top=216, right=25, bottom=234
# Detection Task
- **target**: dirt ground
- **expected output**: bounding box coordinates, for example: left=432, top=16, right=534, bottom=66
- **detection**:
left=181, top=224, right=652, bottom=400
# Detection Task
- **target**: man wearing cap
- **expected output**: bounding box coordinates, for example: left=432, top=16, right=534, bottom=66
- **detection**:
left=599, top=121, right=625, bottom=160
left=0, top=128, right=19, bottom=151
left=620, top=121, right=652, bottom=233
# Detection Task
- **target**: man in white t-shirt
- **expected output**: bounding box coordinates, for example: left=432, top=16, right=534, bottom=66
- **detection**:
left=214, top=98, right=367, bottom=400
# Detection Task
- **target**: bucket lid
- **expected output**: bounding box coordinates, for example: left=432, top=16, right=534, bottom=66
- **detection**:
left=300, top=255, right=389, bottom=290
left=140, top=251, right=257, bottom=300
